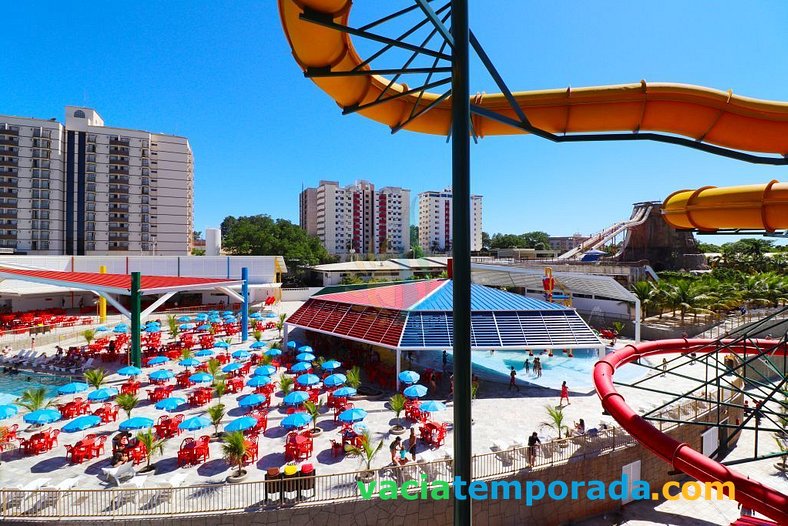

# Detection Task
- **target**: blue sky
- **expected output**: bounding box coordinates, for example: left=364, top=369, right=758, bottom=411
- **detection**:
left=2, top=1, right=787, bottom=244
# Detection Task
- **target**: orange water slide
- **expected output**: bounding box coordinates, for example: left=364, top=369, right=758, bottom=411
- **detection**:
left=280, top=0, right=788, bottom=154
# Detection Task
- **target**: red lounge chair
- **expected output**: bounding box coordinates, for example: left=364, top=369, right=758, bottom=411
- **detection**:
left=177, top=438, right=196, bottom=466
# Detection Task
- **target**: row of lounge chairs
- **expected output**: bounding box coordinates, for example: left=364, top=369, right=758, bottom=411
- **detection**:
left=0, top=350, right=93, bottom=375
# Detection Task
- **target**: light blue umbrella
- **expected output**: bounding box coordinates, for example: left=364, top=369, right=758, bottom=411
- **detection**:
left=95, top=326, right=108, bottom=332
left=419, top=400, right=447, bottom=413
left=296, top=373, right=320, bottom=387
left=189, top=372, right=213, bottom=384
left=194, top=349, right=214, bottom=357
left=281, top=412, right=311, bottom=429
left=149, top=370, right=174, bottom=381
left=57, top=382, right=89, bottom=395
left=222, top=362, right=242, bottom=373
left=264, top=349, right=282, bottom=357
left=286, top=341, right=298, bottom=349
left=117, top=366, right=142, bottom=377
left=177, top=315, right=192, bottom=322
left=225, top=416, right=257, bottom=433
left=323, top=373, right=346, bottom=388
left=144, top=326, right=161, bottom=333
left=321, top=360, right=341, bottom=371
left=231, top=350, right=250, bottom=360
left=264, top=312, right=277, bottom=318
left=250, top=341, right=266, bottom=349
left=332, top=387, right=356, bottom=398
left=247, top=376, right=272, bottom=388
left=238, top=393, right=266, bottom=408
left=24, top=409, right=61, bottom=425
left=0, top=404, right=18, bottom=420
left=403, top=384, right=428, bottom=399
left=197, top=324, right=211, bottom=331
left=147, top=356, right=169, bottom=366
left=250, top=312, right=262, bottom=319
left=290, top=362, right=312, bottom=373
left=283, top=391, right=309, bottom=406
left=179, top=323, right=194, bottom=330
left=297, top=345, right=314, bottom=354
left=179, top=358, right=201, bottom=368
left=113, top=325, right=128, bottom=334
left=179, top=416, right=211, bottom=432
left=119, top=417, right=154, bottom=431
left=62, top=414, right=101, bottom=433
left=195, top=313, right=209, bottom=321
left=296, top=352, right=315, bottom=363
left=253, top=365, right=276, bottom=377
left=222, top=311, right=234, bottom=316
left=338, top=408, right=367, bottom=424
left=398, top=370, right=420, bottom=385
left=155, top=397, right=186, bottom=411
left=87, top=387, right=118, bottom=402
left=214, top=341, right=230, bottom=349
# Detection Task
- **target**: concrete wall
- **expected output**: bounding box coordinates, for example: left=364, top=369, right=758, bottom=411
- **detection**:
left=281, top=287, right=323, bottom=302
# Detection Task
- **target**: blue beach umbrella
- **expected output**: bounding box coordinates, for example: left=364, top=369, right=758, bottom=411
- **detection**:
left=179, top=358, right=201, bottom=368
left=117, top=366, right=142, bottom=377
left=250, top=341, right=266, bottom=349
left=189, top=372, right=213, bottom=384
left=179, top=323, right=194, bottom=330
left=281, top=412, right=311, bottom=429
left=144, top=325, right=160, bottom=333
left=222, top=311, right=234, bottom=316
left=286, top=341, right=297, bottom=350
left=214, top=341, right=230, bottom=349
left=195, top=313, right=209, bottom=321
left=62, top=414, right=101, bottom=433
left=403, top=384, right=428, bottom=399
left=238, top=393, right=266, bottom=408
left=87, top=387, right=118, bottom=402
left=155, top=397, right=186, bottom=411
left=95, top=326, right=108, bottom=332
left=338, top=408, right=367, bottom=424
left=419, top=400, right=447, bottom=413
left=321, top=360, right=341, bottom=371
left=249, top=312, right=262, bottom=319
left=57, top=382, right=89, bottom=395
left=323, top=374, right=346, bottom=388
left=179, top=416, right=211, bottom=432
left=194, top=349, right=215, bottom=357
left=177, top=315, right=192, bottom=322
left=296, top=352, right=315, bottom=362
left=297, top=345, right=313, bottom=354
left=113, top=325, right=128, bottom=334
left=290, top=362, right=312, bottom=373
left=247, top=376, right=272, bottom=388
left=398, top=370, right=420, bottom=385
left=225, top=416, right=257, bottom=433
left=0, top=404, right=18, bottom=420
left=253, top=365, right=276, bottom=377
left=231, top=350, right=250, bottom=360
left=197, top=324, right=211, bottom=331
left=283, top=391, right=309, bottom=406
left=296, top=373, right=320, bottom=387
left=264, top=349, right=282, bottom=357
left=119, top=417, right=154, bottom=431
left=222, top=362, right=242, bottom=373
left=147, top=356, right=169, bottom=366
left=24, top=409, right=61, bottom=425
left=332, top=387, right=356, bottom=398
left=149, top=369, right=174, bottom=381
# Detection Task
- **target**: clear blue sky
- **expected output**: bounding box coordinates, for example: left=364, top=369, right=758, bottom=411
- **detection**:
left=2, top=1, right=787, bottom=245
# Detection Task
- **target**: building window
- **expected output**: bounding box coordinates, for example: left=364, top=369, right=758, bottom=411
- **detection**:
left=73, top=110, right=86, bottom=118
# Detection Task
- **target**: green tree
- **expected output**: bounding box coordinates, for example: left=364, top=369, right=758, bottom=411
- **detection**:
left=17, top=387, right=55, bottom=412
left=221, top=431, right=248, bottom=478
left=82, top=329, right=96, bottom=346
left=542, top=405, right=569, bottom=440
left=207, top=403, right=226, bottom=436
left=389, top=393, right=406, bottom=428
left=304, top=400, right=321, bottom=432
left=409, top=225, right=419, bottom=248
left=136, top=429, right=167, bottom=471
left=276, top=313, right=287, bottom=337
left=344, top=430, right=383, bottom=472
left=279, top=375, right=294, bottom=395
left=83, top=368, right=108, bottom=390
left=346, top=366, right=362, bottom=390
left=481, top=231, right=491, bottom=251
left=631, top=280, right=657, bottom=321
left=221, top=215, right=330, bottom=266
left=115, top=393, right=139, bottom=419
left=167, top=315, right=180, bottom=340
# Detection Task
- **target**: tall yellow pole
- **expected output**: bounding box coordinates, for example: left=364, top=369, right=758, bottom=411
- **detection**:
left=98, top=265, right=107, bottom=323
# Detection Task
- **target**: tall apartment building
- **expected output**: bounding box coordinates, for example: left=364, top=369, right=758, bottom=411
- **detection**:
left=0, top=106, right=193, bottom=255
left=549, top=233, right=589, bottom=254
left=418, top=189, right=483, bottom=253
left=299, top=180, right=410, bottom=255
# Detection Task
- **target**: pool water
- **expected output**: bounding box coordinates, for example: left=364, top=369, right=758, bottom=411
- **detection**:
left=0, top=371, right=71, bottom=405
left=416, top=348, right=651, bottom=394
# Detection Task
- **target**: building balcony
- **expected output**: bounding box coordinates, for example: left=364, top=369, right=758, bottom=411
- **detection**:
left=109, top=166, right=129, bottom=175
left=0, top=148, right=18, bottom=156
left=0, top=129, right=19, bottom=136
left=109, top=203, right=130, bottom=211
left=109, top=224, right=128, bottom=232
left=109, top=195, right=130, bottom=203
left=108, top=185, right=129, bottom=194
left=109, top=175, right=130, bottom=184
left=109, top=157, right=129, bottom=165
left=0, top=138, right=18, bottom=146
left=109, top=137, right=130, bottom=146
left=0, top=160, right=18, bottom=168
left=108, top=244, right=129, bottom=251
left=0, top=211, right=17, bottom=219
left=0, top=180, right=17, bottom=189
left=0, top=189, right=18, bottom=196
left=0, top=234, right=17, bottom=240
left=109, top=234, right=130, bottom=242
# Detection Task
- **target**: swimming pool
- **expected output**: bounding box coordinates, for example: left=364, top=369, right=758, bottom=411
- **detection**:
left=416, top=348, right=651, bottom=394
left=0, top=371, right=71, bottom=405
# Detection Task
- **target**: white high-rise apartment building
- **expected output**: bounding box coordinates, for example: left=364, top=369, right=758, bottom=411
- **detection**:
left=0, top=107, right=193, bottom=255
left=299, top=180, right=410, bottom=255
left=418, top=188, right=483, bottom=252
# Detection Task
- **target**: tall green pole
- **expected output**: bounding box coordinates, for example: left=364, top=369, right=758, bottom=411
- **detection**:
left=451, top=1, right=472, bottom=524
left=130, top=272, right=142, bottom=368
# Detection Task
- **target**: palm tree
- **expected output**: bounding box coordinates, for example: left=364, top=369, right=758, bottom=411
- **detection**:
left=17, top=387, right=54, bottom=412
left=167, top=314, right=180, bottom=340
left=207, top=403, right=226, bottom=436
left=631, top=281, right=656, bottom=321
left=83, top=368, right=107, bottom=390
left=206, top=359, right=224, bottom=386
left=346, top=366, right=362, bottom=390
left=279, top=375, right=294, bottom=395
left=275, top=313, right=287, bottom=338
left=115, top=393, right=139, bottom=419
left=221, top=431, right=248, bottom=478
left=214, top=379, right=227, bottom=402
left=345, top=430, right=383, bottom=474
left=82, top=329, right=96, bottom=346
left=258, top=353, right=272, bottom=366
left=304, top=400, right=321, bottom=433
left=542, top=405, right=569, bottom=440
left=389, top=394, right=406, bottom=430
left=252, top=329, right=263, bottom=342
left=180, top=347, right=194, bottom=361
left=136, top=429, right=167, bottom=472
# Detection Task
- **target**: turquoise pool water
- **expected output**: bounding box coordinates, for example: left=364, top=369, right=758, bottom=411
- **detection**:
left=0, top=371, right=71, bottom=405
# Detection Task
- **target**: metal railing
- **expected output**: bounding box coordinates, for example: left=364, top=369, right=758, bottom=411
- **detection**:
left=0, top=320, right=97, bottom=352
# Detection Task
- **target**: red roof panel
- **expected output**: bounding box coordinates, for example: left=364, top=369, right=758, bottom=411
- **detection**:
left=317, top=280, right=446, bottom=310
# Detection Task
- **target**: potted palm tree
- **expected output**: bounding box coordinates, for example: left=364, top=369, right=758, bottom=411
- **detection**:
left=345, top=431, right=383, bottom=482
left=180, top=348, right=194, bottom=362
left=82, top=329, right=96, bottom=346
left=206, top=358, right=223, bottom=384
left=276, top=313, right=287, bottom=338
left=279, top=375, right=294, bottom=396
left=346, top=366, right=362, bottom=391
left=167, top=314, right=180, bottom=340
left=136, top=429, right=167, bottom=473
left=542, top=405, right=570, bottom=444
left=214, top=379, right=227, bottom=403
left=207, top=403, right=226, bottom=439
left=83, top=368, right=107, bottom=390
left=388, top=394, right=406, bottom=434
left=252, top=329, right=263, bottom=342
left=304, top=400, right=322, bottom=437
left=222, top=431, right=248, bottom=483
left=17, top=387, right=54, bottom=413
left=115, top=393, right=139, bottom=419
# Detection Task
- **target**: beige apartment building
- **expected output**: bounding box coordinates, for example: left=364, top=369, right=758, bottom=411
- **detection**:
left=418, top=188, right=483, bottom=253
left=299, top=180, right=410, bottom=255
left=0, top=107, right=193, bottom=255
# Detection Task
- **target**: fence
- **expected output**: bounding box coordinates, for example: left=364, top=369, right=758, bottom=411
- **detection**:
left=0, top=320, right=98, bottom=352
left=697, top=307, right=788, bottom=340
left=0, top=427, right=638, bottom=519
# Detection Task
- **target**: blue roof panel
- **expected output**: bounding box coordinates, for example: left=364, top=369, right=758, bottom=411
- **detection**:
left=411, top=281, right=566, bottom=312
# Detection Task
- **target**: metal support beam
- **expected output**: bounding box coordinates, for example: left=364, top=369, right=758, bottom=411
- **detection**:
left=241, top=267, right=249, bottom=343
left=217, top=286, right=245, bottom=304
left=396, top=348, right=401, bottom=391
left=451, top=1, right=472, bottom=524
left=140, top=292, right=176, bottom=322
left=94, top=291, right=130, bottom=319
left=130, top=272, right=141, bottom=368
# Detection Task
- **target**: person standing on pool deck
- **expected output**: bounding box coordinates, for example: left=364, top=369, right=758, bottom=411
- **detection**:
left=524, top=358, right=530, bottom=375
left=560, top=381, right=570, bottom=405
left=442, top=350, right=448, bottom=370
left=509, top=366, right=520, bottom=392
